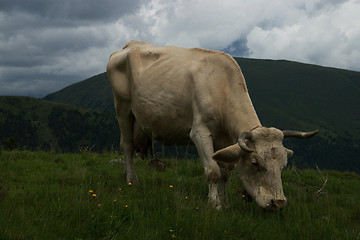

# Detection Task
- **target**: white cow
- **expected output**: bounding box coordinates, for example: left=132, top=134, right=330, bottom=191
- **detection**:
left=107, top=41, right=318, bottom=209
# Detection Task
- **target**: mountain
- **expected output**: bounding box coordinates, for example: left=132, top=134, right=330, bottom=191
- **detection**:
left=40, top=58, right=360, bottom=172
left=236, top=58, right=360, bottom=139
left=44, top=73, right=115, bottom=114
left=44, top=58, right=360, bottom=139
left=0, top=96, right=119, bottom=152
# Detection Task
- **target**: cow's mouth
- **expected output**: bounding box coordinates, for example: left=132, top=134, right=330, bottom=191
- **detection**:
left=240, top=189, right=287, bottom=210
left=265, top=199, right=287, bottom=211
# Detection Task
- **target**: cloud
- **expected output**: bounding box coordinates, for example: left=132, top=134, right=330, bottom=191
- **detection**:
left=0, top=0, right=144, bottom=23
left=246, top=0, right=360, bottom=71
left=0, top=0, right=359, bottom=97
left=129, top=0, right=255, bottom=49
left=0, top=0, right=144, bottom=97
left=121, top=0, right=360, bottom=72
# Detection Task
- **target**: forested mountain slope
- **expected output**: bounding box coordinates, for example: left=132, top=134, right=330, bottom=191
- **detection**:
left=0, top=96, right=118, bottom=152
left=40, top=58, right=360, bottom=172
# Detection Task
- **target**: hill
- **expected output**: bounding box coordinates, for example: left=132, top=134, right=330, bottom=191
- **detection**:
left=44, top=73, right=115, bottom=114
left=44, top=58, right=360, bottom=139
left=236, top=58, right=360, bottom=139
left=0, top=96, right=119, bottom=152
left=43, top=57, right=360, bottom=172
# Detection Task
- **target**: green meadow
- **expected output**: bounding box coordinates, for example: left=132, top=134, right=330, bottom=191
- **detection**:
left=1, top=150, right=359, bottom=239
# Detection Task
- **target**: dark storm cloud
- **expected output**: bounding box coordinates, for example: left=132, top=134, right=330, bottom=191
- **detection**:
left=0, top=0, right=146, bottom=97
left=0, top=0, right=359, bottom=97
left=0, top=0, right=144, bottom=23
left=1, top=71, right=80, bottom=97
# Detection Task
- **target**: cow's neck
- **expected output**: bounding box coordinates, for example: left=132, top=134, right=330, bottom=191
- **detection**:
left=228, top=100, right=261, bottom=135
left=213, top=94, right=261, bottom=150
left=224, top=75, right=262, bottom=137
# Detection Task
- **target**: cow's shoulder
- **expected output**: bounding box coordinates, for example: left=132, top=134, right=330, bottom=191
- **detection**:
left=187, top=47, right=242, bottom=77
left=189, top=47, right=240, bottom=70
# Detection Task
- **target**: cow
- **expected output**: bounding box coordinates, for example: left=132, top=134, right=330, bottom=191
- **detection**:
left=107, top=40, right=318, bottom=210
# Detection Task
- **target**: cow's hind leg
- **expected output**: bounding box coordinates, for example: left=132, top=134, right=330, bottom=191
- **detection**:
left=116, top=103, right=138, bottom=184
left=190, top=124, right=221, bottom=210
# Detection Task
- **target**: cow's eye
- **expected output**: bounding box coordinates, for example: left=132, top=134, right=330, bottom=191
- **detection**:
left=251, top=159, right=259, bottom=166
left=251, top=156, right=267, bottom=172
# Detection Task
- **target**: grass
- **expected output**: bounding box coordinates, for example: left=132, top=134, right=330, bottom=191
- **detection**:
left=0, top=150, right=359, bottom=239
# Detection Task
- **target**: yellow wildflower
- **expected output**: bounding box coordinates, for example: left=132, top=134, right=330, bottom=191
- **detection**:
left=89, top=190, right=93, bottom=194
left=97, top=203, right=101, bottom=208
left=128, top=182, right=132, bottom=186
left=169, top=185, right=174, bottom=188
left=92, top=193, right=97, bottom=197
left=125, top=204, right=128, bottom=208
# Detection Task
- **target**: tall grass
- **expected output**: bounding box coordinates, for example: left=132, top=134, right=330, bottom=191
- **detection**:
left=0, top=150, right=359, bottom=239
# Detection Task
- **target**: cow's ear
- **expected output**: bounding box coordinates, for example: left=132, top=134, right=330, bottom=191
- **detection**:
left=285, top=148, right=293, bottom=158
left=212, top=144, right=242, bottom=163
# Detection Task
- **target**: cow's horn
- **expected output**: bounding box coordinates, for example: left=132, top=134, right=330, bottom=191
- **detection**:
left=238, top=132, right=254, bottom=153
left=283, top=130, right=319, bottom=138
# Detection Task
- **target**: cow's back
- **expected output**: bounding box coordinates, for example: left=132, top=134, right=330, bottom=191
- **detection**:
left=126, top=43, right=201, bottom=142
left=107, top=41, right=251, bottom=144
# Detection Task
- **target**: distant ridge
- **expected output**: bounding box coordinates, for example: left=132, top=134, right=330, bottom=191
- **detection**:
left=42, top=57, right=360, bottom=172
left=44, top=57, right=360, bottom=138
left=235, top=58, right=360, bottom=138
left=44, top=73, right=115, bottom=114
left=0, top=96, right=118, bottom=152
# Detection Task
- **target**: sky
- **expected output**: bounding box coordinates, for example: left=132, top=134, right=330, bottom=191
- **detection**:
left=1, top=0, right=359, bottom=98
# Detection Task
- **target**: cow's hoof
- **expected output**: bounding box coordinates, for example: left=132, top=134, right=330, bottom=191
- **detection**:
left=209, top=198, right=222, bottom=210
left=126, top=174, right=138, bottom=185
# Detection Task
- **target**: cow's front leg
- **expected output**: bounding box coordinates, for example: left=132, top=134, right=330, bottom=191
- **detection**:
left=190, top=125, right=221, bottom=210
left=218, top=167, right=230, bottom=207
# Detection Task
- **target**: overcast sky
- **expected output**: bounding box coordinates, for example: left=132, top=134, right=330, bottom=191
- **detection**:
left=1, top=0, right=359, bottom=97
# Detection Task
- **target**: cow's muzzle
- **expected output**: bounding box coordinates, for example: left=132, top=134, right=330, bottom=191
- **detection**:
left=267, top=199, right=287, bottom=210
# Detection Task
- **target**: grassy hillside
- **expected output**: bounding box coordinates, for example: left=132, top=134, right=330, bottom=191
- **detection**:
left=44, top=73, right=115, bottom=113
left=0, top=96, right=119, bottom=152
left=236, top=58, right=360, bottom=138
left=43, top=58, right=360, bottom=173
left=44, top=58, right=360, bottom=139
left=1, top=151, right=359, bottom=239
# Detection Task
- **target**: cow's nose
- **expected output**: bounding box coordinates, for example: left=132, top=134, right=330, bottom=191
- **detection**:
left=269, top=199, right=287, bottom=210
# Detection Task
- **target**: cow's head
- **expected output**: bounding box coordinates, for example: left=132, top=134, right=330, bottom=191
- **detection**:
left=213, top=127, right=318, bottom=210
